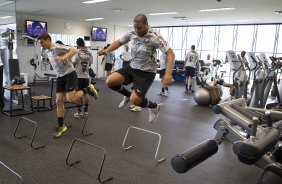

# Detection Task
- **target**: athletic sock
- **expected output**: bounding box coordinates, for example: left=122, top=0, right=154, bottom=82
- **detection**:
left=110, top=86, right=131, bottom=97
left=185, top=84, right=188, bottom=91
left=118, top=86, right=131, bottom=97
left=139, top=97, right=157, bottom=109
left=77, top=105, right=82, bottom=112
left=57, top=117, right=64, bottom=128
left=84, top=104, right=88, bottom=112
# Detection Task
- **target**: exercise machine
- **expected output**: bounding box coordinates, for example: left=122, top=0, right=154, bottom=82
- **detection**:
left=226, top=50, right=249, bottom=99
left=171, top=98, right=282, bottom=183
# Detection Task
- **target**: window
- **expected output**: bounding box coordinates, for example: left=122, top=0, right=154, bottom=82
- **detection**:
left=218, top=26, right=234, bottom=52
left=172, top=27, right=183, bottom=50
left=202, top=26, right=216, bottom=51
left=187, top=27, right=201, bottom=51
left=236, top=25, right=255, bottom=52
left=276, top=25, right=282, bottom=55
left=256, top=25, right=276, bottom=53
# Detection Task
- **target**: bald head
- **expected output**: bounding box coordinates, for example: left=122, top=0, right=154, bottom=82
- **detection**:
left=134, top=14, right=148, bottom=24
left=134, top=14, right=148, bottom=37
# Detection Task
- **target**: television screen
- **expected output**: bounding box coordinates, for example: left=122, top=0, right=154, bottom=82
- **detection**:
left=91, top=27, right=107, bottom=41
left=25, top=20, right=47, bottom=37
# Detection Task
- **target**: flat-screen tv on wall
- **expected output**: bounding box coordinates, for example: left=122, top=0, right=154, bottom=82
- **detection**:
left=91, top=27, right=107, bottom=41
left=25, top=20, right=47, bottom=37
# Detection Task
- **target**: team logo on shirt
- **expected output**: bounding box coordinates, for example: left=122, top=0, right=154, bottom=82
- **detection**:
left=157, top=37, right=167, bottom=50
left=144, top=38, right=150, bottom=43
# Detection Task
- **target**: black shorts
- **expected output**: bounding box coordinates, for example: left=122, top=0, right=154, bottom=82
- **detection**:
left=159, top=69, right=166, bottom=78
left=56, top=70, right=78, bottom=93
left=185, top=66, right=196, bottom=77
left=77, top=78, right=89, bottom=90
left=105, top=63, right=113, bottom=71
left=115, top=64, right=156, bottom=97
left=122, top=61, right=130, bottom=68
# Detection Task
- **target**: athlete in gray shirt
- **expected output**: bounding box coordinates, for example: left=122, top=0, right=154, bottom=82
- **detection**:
left=38, top=33, right=98, bottom=138
left=73, top=38, right=93, bottom=117
left=98, top=14, right=175, bottom=123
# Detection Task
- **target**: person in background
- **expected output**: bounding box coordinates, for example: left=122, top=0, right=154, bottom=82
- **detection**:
left=120, top=45, right=132, bottom=68
left=101, top=44, right=115, bottom=77
left=202, top=54, right=212, bottom=75
left=73, top=38, right=94, bottom=117
left=184, top=45, right=199, bottom=93
left=38, top=33, right=99, bottom=138
left=97, top=14, right=175, bottom=123
left=159, top=53, right=169, bottom=96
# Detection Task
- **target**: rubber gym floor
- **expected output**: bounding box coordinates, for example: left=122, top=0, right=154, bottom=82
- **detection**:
left=0, top=79, right=261, bottom=184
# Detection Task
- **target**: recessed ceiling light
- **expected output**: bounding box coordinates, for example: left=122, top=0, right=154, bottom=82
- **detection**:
left=148, top=12, right=178, bottom=16
left=198, top=7, right=236, bottom=12
left=82, top=0, right=110, bottom=4
left=85, top=17, right=104, bottom=21
left=127, top=25, right=133, bottom=27
left=0, top=16, right=12, bottom=19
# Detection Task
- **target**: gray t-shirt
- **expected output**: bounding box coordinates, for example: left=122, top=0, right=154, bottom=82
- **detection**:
left=45, top=43, right=75, bottom=77
left=185, top=50, right=199, bottom=68
left=103, top=52, right=115, bottom=64
left=73, top=48, right=93, bottom=79
left=120, top=26, right=170, bottom=73
left=120, top=51, right=132, bottom=62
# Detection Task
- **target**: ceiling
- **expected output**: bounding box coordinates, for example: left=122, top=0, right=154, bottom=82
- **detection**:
left=1, top=0, right=282, bottom=26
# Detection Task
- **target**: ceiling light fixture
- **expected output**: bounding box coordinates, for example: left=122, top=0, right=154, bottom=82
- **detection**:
left=82, top=0, right=110, bottom=4
left=0, top=16, right=12, bottom=19
left=198, top=7, right=236, bottom=12
left=189, top=21, right=212, bottom=24
left=85, top=17, right=104, bottom=21
left=173, top=17, right=191, bottom=21
left=0, top=1, right=14, bottom=7
left=113, top=8, right=123, bottom=12
left=235, top=19, right=259, bottom=22
left=148, top=12, right=178, bottom=16
left=274, top=11, right=282, bottom=15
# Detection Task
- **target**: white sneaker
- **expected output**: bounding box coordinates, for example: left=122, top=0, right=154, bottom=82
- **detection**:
left=129, top=104, right=135, bottom=109
left=164, top=91, right=169, bottom=96
left=83, top=112, right=88, bottom=117
left=118, top=96, right=130, bottom=109
left=160, top=92, right=168, bottom=96
left=130, top=106, right=142, bottom=112
left=74, top=112, right=84, bottom=118
left=148, top=104, right=160, bottom=123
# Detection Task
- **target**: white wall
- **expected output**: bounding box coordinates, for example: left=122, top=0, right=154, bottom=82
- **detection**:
left=16, top=13, right=130, bottom=82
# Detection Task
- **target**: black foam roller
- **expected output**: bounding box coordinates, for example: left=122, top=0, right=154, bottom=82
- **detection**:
left=171, top=139, right=218, bottom=173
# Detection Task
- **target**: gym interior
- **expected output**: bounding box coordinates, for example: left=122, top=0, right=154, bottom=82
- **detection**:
left=0, top=0, right=282, bottom=183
